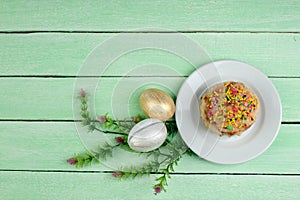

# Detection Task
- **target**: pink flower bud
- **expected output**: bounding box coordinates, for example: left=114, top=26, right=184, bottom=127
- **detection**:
left=115, top=137, right=124, bottom=144
left=80, top=88, right=86, bottom=97
left=112, top=171, right=122, bottom=178
left=154, top=186, right=162, bottom=195
left=67, top=158, right=78, bottom=165
left=97, top=116, right=106, bottom=123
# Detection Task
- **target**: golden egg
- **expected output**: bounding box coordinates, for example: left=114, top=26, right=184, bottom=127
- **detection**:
left=140, top=88, right=175, bottom=121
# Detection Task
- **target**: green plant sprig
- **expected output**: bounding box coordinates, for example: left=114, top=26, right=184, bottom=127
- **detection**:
left=79, top=91, right=140, bottom=135
left=68, top=142, right=123, bottom=168
left=68, top=89, right=195, bottom=195
left=154, top=155, right=182, bottom=194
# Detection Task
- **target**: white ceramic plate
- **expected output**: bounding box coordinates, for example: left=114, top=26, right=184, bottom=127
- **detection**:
left=175, top=60, right=282, bottom=164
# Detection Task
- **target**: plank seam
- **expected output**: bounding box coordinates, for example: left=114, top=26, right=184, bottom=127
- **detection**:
left=0, top=75, right=188, bottom=78
left=0, top=119, right=298, bottom=124
left=0, top=76, right=299, bottom=78
left=1, top=31, right=300, bottom=34
left=0, top=169, right=299, bottom=176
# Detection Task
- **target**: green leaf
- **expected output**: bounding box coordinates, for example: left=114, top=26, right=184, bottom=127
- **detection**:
left=124, top=172, right=131, bottom=179
left=169, top=164, right=175, bottom=172
left=81, top=119, right=90, bottom=126
left=88, top=124, right=95, bottom=132
left=118, top=144, right=135, bottom=152
left=132, top=173, right=138, bottom=179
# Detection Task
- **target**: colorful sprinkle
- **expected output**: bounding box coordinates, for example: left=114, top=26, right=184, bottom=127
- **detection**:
left=205, top=82, right=258, bottom=132
left=227, top=125, right=233, bottom=131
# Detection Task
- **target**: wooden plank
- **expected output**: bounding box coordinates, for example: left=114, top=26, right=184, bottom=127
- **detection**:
left=0, top=122, right=92, bottom=171
left=0, top=0, right=300, bottom=32
left=0, top=77, right=298, bottom=121
left=0, top=33, right=299, bottom=76
left=1, top=171, right=299, bottom=200
left=0, top=122, right=299, bottom=174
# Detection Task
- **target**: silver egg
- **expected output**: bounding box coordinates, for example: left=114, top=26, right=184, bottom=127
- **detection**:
left=127, top=118, right=167, bottom=152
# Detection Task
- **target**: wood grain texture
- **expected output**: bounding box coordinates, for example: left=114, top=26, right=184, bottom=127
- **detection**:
left=0, top=33, right=299, bottom=76
left=1, top=171, right=300, bottom=200
left=0, top=77, right=298, bottom=121
left=0, top=0, right=300, bottom=32
left=0, top=122, right=299, bottom=174
left=1, top=0, right=300, bottom=199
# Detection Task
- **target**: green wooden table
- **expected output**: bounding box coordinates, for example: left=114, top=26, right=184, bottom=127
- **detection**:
left=1, top=1, right=300, bottom=199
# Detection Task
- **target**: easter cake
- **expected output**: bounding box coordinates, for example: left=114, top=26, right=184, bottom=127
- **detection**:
left=200, top=81, right=259, bottom=136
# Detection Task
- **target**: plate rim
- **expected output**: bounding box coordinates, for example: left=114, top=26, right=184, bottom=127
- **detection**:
left=175, top=60, right=282, bottom=164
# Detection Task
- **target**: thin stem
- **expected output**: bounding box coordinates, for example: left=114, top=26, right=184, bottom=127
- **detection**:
left=94, top=127, right=128, bottom=136
left=112, top=144, right=121, bottom=149
left=159, top=157, right=171, bottom=165
left=113, top=121, right=131, bottom=129
left=157, top=151, right=172, bottom=158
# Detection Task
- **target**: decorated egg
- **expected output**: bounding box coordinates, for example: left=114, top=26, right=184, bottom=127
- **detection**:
left=140, top=88, right=175, bottom=121
left=127, top=118, right=167, bottom=152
